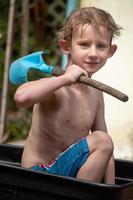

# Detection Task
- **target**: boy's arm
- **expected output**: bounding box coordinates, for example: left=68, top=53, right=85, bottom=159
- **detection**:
left=91, top=91, right=115, bottom=184
left=14, top=76, right=68, bottom=107
left=14, top=65, right=87, bottom=107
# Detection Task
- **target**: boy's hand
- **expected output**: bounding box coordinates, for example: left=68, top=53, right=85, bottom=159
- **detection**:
left=64, top=64, right=88, bottom=85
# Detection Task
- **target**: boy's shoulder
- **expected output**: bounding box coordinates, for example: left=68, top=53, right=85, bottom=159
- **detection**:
left=38, top=87, right=66, bottom=107
left=89, top=87, right=104, bottom=107
left=89, top=86, right=103, bottom=97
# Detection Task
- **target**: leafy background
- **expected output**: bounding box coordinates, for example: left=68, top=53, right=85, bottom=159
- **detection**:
left=0, top=0, right=66, bottom=142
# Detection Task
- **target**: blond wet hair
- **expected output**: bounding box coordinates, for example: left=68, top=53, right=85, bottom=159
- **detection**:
left=57, top=7, right=122, bottom=44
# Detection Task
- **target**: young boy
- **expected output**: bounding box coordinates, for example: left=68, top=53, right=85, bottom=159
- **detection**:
left=14, top=7, right=122, bottom=184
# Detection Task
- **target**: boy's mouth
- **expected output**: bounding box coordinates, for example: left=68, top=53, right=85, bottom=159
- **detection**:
left=84, top=61, right=100, bottom=65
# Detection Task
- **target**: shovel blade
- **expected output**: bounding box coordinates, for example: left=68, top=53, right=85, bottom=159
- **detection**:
left=9, top=51, right=54, bottom=85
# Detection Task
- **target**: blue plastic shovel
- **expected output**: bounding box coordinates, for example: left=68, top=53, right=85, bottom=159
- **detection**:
left=9, top=51, right=55, bottom=84
left=9, top=51, right=128, bottom=102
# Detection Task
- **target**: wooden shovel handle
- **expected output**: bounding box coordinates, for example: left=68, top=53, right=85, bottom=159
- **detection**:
left=53, top=68, right=128, bottom=102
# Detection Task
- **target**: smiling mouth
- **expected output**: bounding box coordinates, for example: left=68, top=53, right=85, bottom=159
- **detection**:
left=85, top=62, right=100, bottom=65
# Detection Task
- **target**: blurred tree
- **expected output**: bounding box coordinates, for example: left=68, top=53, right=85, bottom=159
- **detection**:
left=0, top=0, right=66, bottom=142
left=0, top=0, right=16, bottom=142
left=21, top=0, right=29, bottom=56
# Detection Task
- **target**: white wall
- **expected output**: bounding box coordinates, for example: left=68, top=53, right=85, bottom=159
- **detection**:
left=81, top=0, right=133, bottom=160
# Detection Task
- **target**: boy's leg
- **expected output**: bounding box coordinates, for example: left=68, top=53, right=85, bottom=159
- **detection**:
left=103, top=154, right=115, bottom=184
left=76, top=131, right=114, bottom=183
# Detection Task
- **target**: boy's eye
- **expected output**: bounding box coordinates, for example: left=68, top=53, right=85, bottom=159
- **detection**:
left=97, top=44, right=107, bottom=48
left=79, top=42, right=89, bottom=47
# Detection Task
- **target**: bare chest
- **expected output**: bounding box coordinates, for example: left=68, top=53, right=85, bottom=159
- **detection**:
left=32, top=86, right=99, bottom=145
left=57, top=87, right=98, bottom=134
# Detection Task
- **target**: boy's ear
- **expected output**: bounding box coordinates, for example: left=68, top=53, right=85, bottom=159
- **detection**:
left=58, top=39, right=70, bottom=54
left=108, top=44, right=117, bottom=58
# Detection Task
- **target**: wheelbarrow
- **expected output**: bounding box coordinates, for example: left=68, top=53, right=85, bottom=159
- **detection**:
left=0, top=143, right=132, bottom=200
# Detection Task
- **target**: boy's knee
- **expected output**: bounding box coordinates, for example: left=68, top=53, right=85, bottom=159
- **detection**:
left=97, top=131, right=114, bottom=152
left=88, top=131, right=114, bottom=153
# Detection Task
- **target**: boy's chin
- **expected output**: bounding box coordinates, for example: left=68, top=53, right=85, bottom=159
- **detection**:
left=86, top=67, right=103, bottom=75
left=86, top=69, right=97, bottom=76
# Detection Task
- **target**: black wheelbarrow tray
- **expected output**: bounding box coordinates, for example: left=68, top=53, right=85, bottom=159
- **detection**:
left=0, top=144, right=132, bottom=200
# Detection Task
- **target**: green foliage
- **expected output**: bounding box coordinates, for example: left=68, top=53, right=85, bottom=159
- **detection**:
left=7, top=110, right=31, bottom=142
left=0, top=1, right=65, bottom=142
left=8, top=84, right=18, bottom=110
left=7, top=119, right=29, bottom=141
left=0, top=1, right=9, bottom=90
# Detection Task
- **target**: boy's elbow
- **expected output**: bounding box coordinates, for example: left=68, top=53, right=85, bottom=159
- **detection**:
left=14, top=88, right=30, bottom=107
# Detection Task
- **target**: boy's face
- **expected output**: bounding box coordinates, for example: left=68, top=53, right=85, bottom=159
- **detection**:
left=67, top=24, right=117, bottom=76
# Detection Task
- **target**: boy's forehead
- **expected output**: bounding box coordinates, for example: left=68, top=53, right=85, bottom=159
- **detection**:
left=73, top=24, right=111, bottom=41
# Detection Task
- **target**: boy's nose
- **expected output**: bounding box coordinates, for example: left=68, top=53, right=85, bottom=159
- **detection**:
left=88, top=46, right=98, bottom=59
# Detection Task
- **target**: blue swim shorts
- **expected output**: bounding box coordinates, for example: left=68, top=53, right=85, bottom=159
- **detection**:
left=32, top=137, right=90, bottom=177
